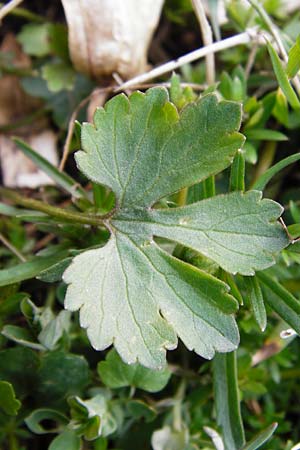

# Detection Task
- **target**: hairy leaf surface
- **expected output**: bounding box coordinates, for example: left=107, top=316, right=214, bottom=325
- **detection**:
left=76, top=88, right=244, bottom=207
left=64, top=88, right=288, bottom=368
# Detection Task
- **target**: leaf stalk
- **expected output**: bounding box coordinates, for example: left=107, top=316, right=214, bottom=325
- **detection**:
left=0, top=188, right=110, bottom=227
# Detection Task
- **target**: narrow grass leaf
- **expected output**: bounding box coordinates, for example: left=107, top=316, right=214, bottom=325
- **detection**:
left=244, top=276, right=267, bottom=331
left=258, top=272, right=300, bottom=333
left=13, top=137, right=87, bottom=199
left=245, top=129, right=288, bottom=141
left=242, top=422, right=278, bottom=450
left=267, top=42, right=300, bottom=110
left=252, top=153, right=300, bottom=190
left=230, top=149, right=245, bottom=192
left=287, top=36, right=300, bottom=78
left=0, top=251, right=68, bottom=287
left=213, top=351, right=245, bottom=450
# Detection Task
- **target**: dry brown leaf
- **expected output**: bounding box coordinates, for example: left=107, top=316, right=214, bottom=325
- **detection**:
left=0, top=34, right=58, bottom=188
left=61, top=0, right=164, bottom=79
left=0, top=33, right=40, bottom=126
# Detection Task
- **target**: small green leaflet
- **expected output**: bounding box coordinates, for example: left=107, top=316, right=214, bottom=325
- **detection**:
left=0, top=381, right=21, bottom=416
left=98, top=349, right=171, bottom=392
left=63, top=88, right=288, bottom=369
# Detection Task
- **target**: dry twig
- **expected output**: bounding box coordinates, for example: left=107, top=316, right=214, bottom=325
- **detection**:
left=116, top=28, right=261, bottom=91
left=192, top=0, right=215, bottom=84
left=0, top=0, right=24, bottom=21
left=59, top=86, right=114, bottom=172
left=0, top=232, right=26, bottom=261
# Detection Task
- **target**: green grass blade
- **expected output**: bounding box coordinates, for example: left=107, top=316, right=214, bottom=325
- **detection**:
left=230, top=149, right=245, bottom=191
left=258, top=272, right=300, bottom=333
left=252, top=153, right=300, bottom=190
left=13, top=137, right=87, bottom=199
left=242, top=423, right=278, bottom=450
left=213, top=351, right=245, bottom=450
left=245, top=129, right=288, bottom=141
left=0, top=252, right=68, bottom=287
left=0, top=202, right=52, bottom=222
left=287, top=36, right=300, bottom=79
left=244, top=276, right=267, bottom=331
left=267, top=42, right=300, bottom=110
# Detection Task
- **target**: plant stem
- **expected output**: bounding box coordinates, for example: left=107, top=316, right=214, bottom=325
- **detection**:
left=202, top=176, right=216, bottom=198
left=177, top=187, right=188, bottom=206
left=0, top=188, right=109, bottom=227
left=248, top=0, right=286, bottom=59
left=173, top=380, right=186, bottom=432
left=59, top=86, right=113, bottom=172
left=230, top=149, right=245, bottom=192
left=8, top=432, right=18, bottom=450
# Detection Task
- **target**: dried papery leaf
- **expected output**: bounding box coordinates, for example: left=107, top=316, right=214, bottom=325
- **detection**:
left=0, top=131, right=58, bottom=188
left=61, top=0, right=164, bottom=79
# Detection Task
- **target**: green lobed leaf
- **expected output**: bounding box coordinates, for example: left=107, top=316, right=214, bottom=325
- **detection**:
left=0, top=381, right=21, bottom=416
left=63, top=88, right=288, bottom=368
left=42, top=61, right=76, bottom=92
left=76, top=88, right=244, bottom=208
left=64, top=235, right=240, bottom=369
left=213, top=351, right=245, bottom=450
left=17, top=23, right=52, bottom=56
left=98, top=349, right=171, bottom=392
left=113, top=191, right=287, bottom=275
